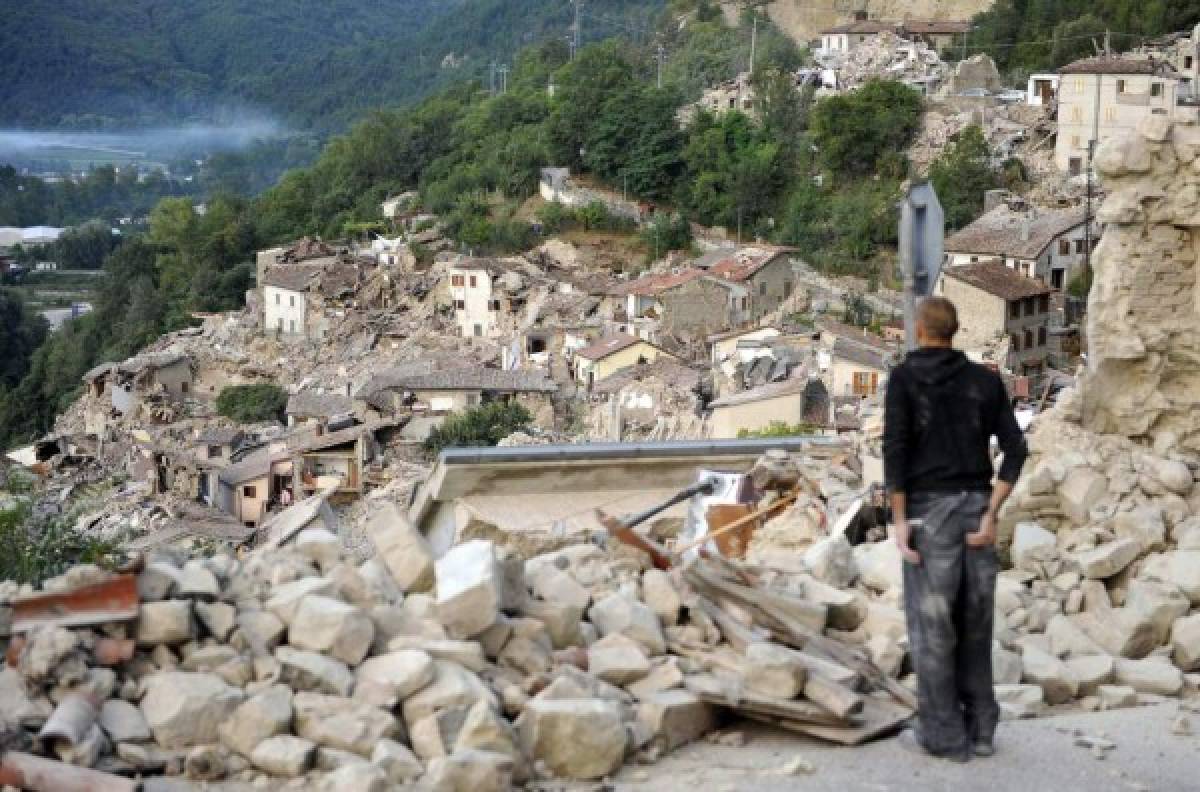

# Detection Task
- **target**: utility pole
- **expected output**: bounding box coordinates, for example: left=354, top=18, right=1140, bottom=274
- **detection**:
left=749, top=14, right=758, bottom=74
left=489, top=62, right=496, bottom=96
left=572, top=0, right=582, bottom=60
left=499, top=64, right=509, bottom=94
left=1104, top=29, right=1112, bottom=57
left=656, top=44, right=666, bottom=89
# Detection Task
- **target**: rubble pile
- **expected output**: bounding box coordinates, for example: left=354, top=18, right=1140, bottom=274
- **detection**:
left=992, top=117, right=1200, bottom=717
left=0, top=474, right=919, bottom=789
left=819, top=32, right=946, bottom=95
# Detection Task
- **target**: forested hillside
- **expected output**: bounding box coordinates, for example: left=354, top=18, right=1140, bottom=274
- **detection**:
left=967, top=0, right=1200, bottom=75
left=1, top=0, right=661, bottom=130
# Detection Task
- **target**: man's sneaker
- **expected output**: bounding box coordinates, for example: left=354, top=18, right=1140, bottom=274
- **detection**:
left=897, top=727, right=970, bottom=763
left=973, top=739, right=995, bottom=757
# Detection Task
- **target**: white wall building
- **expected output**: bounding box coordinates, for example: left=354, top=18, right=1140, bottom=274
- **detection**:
left=1055, top=56, right=1182, bottom=174
left=448, top=258, right=509, bottom=338
left=263, top=284, right=307, bottom=338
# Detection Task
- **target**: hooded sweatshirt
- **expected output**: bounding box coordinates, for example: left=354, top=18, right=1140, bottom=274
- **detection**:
left=883, top=347, right=1027, bottom=494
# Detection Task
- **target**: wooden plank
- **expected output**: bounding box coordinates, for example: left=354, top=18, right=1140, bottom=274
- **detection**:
left=772, top=694, right=912, bottom=746
left=685, top=674, right=847, bottom=727
left=803, top=674, right=863, bottom=720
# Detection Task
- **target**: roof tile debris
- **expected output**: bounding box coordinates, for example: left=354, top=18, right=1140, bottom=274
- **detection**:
left=590, top=359, right=703, bottom=395
left=285, top=390, right=354, bottom=418
left=610, top=269, right=703, bottom=296
left=831, top=337, right=891, bottom=371
left=701, top=246, right=797, bottom=283
left=944, top=261, right=1054, bottom=301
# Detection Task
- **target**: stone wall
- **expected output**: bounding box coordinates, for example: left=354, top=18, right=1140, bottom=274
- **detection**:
left=999, top=117, right=1200, bottom=546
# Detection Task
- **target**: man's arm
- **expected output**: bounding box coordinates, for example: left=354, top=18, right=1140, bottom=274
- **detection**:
left=967, top=378, right=1028, bottom=547
left=883, top=369, right=919, bottom=563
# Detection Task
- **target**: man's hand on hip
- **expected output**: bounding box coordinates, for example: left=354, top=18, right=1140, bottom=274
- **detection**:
left=891, top=519, right=921, bottom=564
left=966, top=512, right=997, bottom=548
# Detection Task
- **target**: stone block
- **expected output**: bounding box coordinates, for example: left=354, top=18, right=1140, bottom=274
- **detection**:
left=1021, top=645, right=1078, bottom=704
left=1096, top=684, right=1139, bottom=710
left=587, top=633, right=651, bottom=686
left=140, top=671, right=244, bottom=748
left=275, top=647, right=355, bottom=696
left=436, top=540, right=503, bottom=639
left=1070, top=539, right=1140, bottom=580
left=1058, top=468, right=1107, bottom=525
left=367, top=502, right=435, bottom=592
left=422, top=749, right=514, bottom=792
left=521, top=598, right=584, bottom=648
left=136, top=601, right=193, bottom=646
left=1011, top=522, right=1057, bottom=570
left=1113, top=506, right=1167, bottom=554
left=1064, top=654, right=1114, bottom=697
left=219, top=684, right=293, bottom=757
left=99, top=699, right=151, bottom=743
left=266, top=577, right=338, bottom=625
left=372, top=738, right=424, bottom=784
left=177, top=561, right=220, bottom=600
left=1170, top=613, right=1200, bottom=671
left=294, top=692, right=400, bottom=757
left=1070, top=608, right=1158, bottom=659
left=194, top=601, right=237, bottom=642
left=588, top=593, right=665, bottom=655
left=641, top=569, right=683, bottom=627
left=637, top=689, right=719, bottom=753
left=742, top=642, right=808, bottom=699
left=354, top=650, right=436, bottom=709
left=402, top=660, right=497, bottom=728
left=516, top=698, right=626, bottom=780
left=1124, top=579, right=1189, bottom=645
left=296, top=528, right=342, bottom=570
left=993, top=684, right=1044, bottom=719
left=1112, top=657, right=1184, bottom=695
left=251, top=735, right=315, bottom=777
left=236, top=610, right=286, bottom=652
left=804, top=535, right=858, bottom=588
left=289, top=595, right=375, bottom=666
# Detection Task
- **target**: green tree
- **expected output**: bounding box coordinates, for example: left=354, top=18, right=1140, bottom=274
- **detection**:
left=216, top=384, right=288, bottom=423
left=810, top=80, right=922, bottom=178
left=929, top=125, right=999, bottom=230
left=0, top=289, right=48, bottom=389
left=424, top=402, right=533, bottom=454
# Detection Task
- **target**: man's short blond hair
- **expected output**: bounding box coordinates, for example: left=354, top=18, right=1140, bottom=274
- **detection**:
left=918, top=296, right=959, bottom=342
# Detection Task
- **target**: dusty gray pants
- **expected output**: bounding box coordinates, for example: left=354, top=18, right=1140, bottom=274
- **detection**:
left=903, top=491, right=999, bottom=758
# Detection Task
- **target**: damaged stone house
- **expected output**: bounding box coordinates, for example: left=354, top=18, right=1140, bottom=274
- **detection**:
left=82, top=353, right=195, bottom=433
left=261, top=254, right=366, bottom=341
left=588, top=358, right=704, bottom=439
left=285, top=390, right=355, bottom=430
left=446, top=256, right=526, bottom=339
left=215, top=420, right=395, bottom=526
left=813, top=319, right=894, bottom=400
left=609, top=268, right=749, bottom=352
left=357, top=366, right=557, bottom=424
left=572, top=333, right=679, bottom=388
left=944, top=201, right=1098, bottom=292
left=707, top=378, right=809, bottom=439
left=938, top=261, right=1057, bottom=380
left=695, top=246, right=800, bottom=322
left=818, top=16, right=970, bottom=58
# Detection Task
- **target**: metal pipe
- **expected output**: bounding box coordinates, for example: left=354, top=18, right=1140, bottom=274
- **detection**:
left=619, top=479, right=716, bottom=529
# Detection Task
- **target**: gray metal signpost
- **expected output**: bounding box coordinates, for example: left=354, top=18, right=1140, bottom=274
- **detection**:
left=898, top=182, right=945, bottom=352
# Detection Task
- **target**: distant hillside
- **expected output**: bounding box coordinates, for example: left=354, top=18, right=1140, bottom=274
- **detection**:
left=722, top=0, right=995, bottom=42
left=1, top=0, right=662, bottom=131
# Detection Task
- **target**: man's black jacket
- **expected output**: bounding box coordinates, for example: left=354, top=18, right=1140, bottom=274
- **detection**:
left=883, top=347, right=1027, bottom=494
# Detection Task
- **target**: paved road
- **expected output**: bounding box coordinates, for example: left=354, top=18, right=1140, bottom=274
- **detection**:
left=621, top=703, right=1196, bottom=792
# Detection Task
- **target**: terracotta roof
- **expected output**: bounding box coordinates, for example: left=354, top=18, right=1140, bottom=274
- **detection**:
left=944, top=206, right=1088, bottom=260
left=610, top=269, right=703, bottom=297
left=262, top=261, right=324, bottom=291
left=702, top=246, right=797, bottom=283
left=944, top=262, right=1053, bottom=301
left=1059, top=57, right=1178, bottom=76
left=709, top=378, right=808, bottom=409
left=574, top=333, right=646, bottom=362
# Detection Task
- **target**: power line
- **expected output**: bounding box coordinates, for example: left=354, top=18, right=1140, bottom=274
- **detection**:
left=963, top=30, right=1144, bottom=52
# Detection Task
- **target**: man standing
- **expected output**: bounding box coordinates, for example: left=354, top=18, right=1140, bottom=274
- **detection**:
left=883, top=297, right=1027, bottom=762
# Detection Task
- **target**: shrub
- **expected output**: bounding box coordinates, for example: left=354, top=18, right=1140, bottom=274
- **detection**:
left=737, top=421, right=819, bottom=438
left=425, top=402, right=533, bottom=455
left=0, top=502, right=120, bottom=585
left=216, top=384, right=288, bottom=423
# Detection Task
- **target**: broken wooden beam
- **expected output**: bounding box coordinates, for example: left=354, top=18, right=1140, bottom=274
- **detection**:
left=0, top=751, right=138, bottom=792
left=11, top=575, right=139, bottom=633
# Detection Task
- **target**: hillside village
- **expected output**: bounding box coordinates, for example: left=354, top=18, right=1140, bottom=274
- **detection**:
left=4, top=7, right=1200, bottom=791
